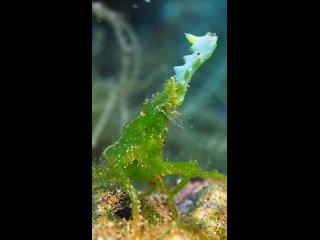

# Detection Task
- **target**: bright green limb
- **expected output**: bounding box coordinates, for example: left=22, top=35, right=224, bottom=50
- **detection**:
left=172, top=176, right=192, bottom=195
left=153, top=176, right=178, bottom=220
left=172, top=171, right=226, bottom=197
left=163, top=161, right=227, bottom=192
left=193, top=170, right=227, bottom=184
left=118, top=171, right=139, bottom=219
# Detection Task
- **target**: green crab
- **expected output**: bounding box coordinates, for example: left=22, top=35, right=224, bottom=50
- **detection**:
left=93, top=32, right=226, bottom=220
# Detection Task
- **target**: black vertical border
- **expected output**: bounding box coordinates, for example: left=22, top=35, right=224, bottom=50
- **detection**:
left=228, top=0, right=269, bottom=239
left=3, top=1, right=93, bottom=238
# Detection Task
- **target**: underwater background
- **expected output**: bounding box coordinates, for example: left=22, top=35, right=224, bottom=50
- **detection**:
left=92, top=0, right=227, bottom=175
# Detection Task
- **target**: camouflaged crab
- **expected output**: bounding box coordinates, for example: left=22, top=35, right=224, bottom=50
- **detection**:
left=93, top=32, right=226, bottom=219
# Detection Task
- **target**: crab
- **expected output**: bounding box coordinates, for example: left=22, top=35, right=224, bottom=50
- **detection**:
left=93, top=32, right=226, bottom=220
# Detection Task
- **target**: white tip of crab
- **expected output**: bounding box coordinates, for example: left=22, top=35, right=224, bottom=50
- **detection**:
left=184, top=33, right=196, bottom=45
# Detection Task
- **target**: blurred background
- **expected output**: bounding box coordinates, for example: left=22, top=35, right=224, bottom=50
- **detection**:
left=92, top=0, right=227, bottom=175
